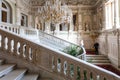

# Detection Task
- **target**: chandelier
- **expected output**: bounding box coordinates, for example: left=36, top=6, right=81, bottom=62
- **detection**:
left=38, top=0, right=72, bottom=24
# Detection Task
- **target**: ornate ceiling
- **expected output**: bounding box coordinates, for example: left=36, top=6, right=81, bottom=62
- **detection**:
left=28, top=0, right=99, bottom=6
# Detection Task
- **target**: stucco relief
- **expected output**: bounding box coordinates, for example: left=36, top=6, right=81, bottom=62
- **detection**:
left=82, top=13, right=93, bottom=31
left=17, top=0, right=31, bottom=13
left=104, top=29, right=119, bottom=36
left=112, top=29, right=119, bottom=36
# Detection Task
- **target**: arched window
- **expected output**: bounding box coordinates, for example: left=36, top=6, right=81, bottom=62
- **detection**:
left=1, top=0, right=12, bottom=23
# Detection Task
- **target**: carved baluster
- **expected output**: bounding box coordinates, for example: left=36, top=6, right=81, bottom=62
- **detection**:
left=1, top=35, right=5, bottom=51
left=76, top=66, right=81, bottom=80
left=54, top=55, right=58, bottom=73
left=47, top=53, right=53, bottom=70
left=66, top=61, right=70, bottom=79
left=10, top=40, right=14, bottom=53
left=19, top=42, right=24, bottom=58
left=87, top=71, right=91, bottom=80
left=57, top=58, right=61, bottom=73
left=60, top=58, right=64, bottom=76
left=31, top=47, right=36, bottom=63
left=26, top=44, right=30, bottom=61
left=73, top=65, right=77, bottom=80
left=97, top=75, right=101, bottom=80
left=100, top=75, right=107, bottom=80
left=80, top=69, right=84, bottom=80
left=63, top=61, right=67, bottom=76
left=93, top=73, right=98, bottom=80
left=8, top=38, right=11, bottom=53
left=66, top=62, right=71, bottom=79
left=70, top=64, right=74, bottom=80
left=13, top=40, right=17, bottom=56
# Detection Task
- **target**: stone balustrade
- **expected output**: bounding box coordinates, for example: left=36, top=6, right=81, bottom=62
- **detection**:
left=0, top=22, right=20, bottom=34
left=0, top=27, right=120, bottom=80
left=20, top=27, right=38, bottom=36
left=0, top=22, right=86, bottom=60
left=0, top=22, right=38, bottom=36
left=39, top=30, right=79, bottom=50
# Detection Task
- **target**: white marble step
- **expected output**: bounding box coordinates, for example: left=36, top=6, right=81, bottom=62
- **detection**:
left=89, top=59, right=110, bottom=63
left=21, top=74, right=39, bottom=80
left=86, top=56, right=108, bottom=60
left=86, top=55, right=106, bottom=57
left=86, top=55, right=109, bottom=61
left=0, top=69, right=27, bottom=80
left=0, top=64, right=15, bottom=77
left=93, top=63, right=111, bottom=65
left=86, top=55, right=111, bottom=65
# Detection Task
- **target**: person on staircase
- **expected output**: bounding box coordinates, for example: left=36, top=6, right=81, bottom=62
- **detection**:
left=94, top=42, right=99, bottom=55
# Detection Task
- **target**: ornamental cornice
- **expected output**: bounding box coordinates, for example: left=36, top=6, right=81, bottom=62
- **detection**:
left=112, top=29, right=119, bottom=36
left=103, top=29, right=120, bottom=36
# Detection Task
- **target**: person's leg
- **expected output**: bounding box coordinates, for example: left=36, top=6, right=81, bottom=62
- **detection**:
left=96, top=49, right=99, bottom=55
left=95, top=48, right=98, bottom=55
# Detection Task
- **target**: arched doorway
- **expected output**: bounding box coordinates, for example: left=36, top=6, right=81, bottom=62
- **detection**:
left=1, top=0, right=12, bottom=23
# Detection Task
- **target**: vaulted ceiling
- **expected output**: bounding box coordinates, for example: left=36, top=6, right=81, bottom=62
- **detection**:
left=28, top=0, right=99, bottom=6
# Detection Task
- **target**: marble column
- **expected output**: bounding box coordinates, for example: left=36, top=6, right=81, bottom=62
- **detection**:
left=16, top=7, right=21, bottom=25
left=69, top=19, right=74, bottom=31
left=45, top=22, right=50, bottom=33
left=55, top=23, right=60, bottom=34
left=78, top=14, right=82, bottom=30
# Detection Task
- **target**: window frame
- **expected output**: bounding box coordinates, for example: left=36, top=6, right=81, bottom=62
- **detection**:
left=0, top=0, right=11, bottom=23
left=105, top=0, right=115, bottom=29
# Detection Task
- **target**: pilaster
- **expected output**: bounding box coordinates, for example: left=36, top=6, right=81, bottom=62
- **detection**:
left=45, top=22, right=51, bottom=33
left=55, top=24, right=60, bottom=33
left=118, top=29, right=120, bottom=67
left=16, top=7, right=21, bottom=25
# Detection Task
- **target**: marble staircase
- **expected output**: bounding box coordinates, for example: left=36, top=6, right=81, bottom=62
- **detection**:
left=0, top=59, right=39, bottom=80
left=86, top=55, right=111, bottom=65
left=86, top=55, right=120, bottom=76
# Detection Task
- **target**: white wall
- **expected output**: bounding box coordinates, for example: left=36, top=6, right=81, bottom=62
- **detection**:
left=98, top=29, right=120, bottom=67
